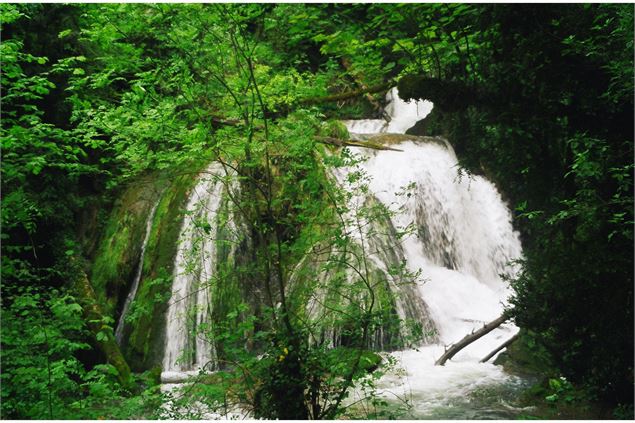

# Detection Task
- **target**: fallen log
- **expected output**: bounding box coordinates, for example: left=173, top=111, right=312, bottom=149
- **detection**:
left=70, top=259, right=134, bottom=389
left=314, top=136, right=403, bottom=152
left=299, top=82, right=393, bottom=106
left=480, top=333, right=519, bottom=363
left=435, top=314, right=508, bottom=366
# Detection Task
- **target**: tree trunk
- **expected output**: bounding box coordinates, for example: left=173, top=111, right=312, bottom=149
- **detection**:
left=299, top=82, right=393, bottom=106
left=435, top=314, right=508, bottom=366
left=480, top=333, right=519, bottom=363
left=71, top=261, right=134, bottom=388
left=314, top=136, right=403, bottom=152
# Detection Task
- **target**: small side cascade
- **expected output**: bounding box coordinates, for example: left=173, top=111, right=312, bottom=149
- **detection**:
left=342, top=87, right=433, bottom=135
left=115, top=199, right=160, bottom=345
left=162, top=163, right=230, bottom=380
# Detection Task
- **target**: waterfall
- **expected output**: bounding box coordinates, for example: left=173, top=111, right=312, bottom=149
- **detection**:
left=339, top=88, right=522, bottom=354
left=158, top=87, right=528, bottom=417
left=161, top=163, right=229, bottom=380
left=340, top=88, right=527, bottom=417
left=115, top=199, right=160, bottom=345
left=159, top=88, right=520, bottom=366
left=336, top=140, right=521, bottom=349
left=342, top=87, right=433, bottom=134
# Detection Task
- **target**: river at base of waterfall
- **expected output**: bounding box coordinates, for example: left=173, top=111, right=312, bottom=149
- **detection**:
left=347, top=347, right=536, bottom=419
left=159, top=346, right=536, bottom=419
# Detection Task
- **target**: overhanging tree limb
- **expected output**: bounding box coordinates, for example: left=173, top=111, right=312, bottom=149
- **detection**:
left=435, top=314, right=508, bottom=366
left=209, top=81, right=397, bottom=126
left=208, top=81, right=395, bottom=124
left=298, top=81, right=393, bottom=106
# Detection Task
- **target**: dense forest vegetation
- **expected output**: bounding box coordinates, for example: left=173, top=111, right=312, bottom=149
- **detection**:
left=1, top=3, right=633, bottom=419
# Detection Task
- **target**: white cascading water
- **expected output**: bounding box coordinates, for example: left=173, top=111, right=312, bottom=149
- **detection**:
left=339, top=87, right=528, bottom=418
left=115, top=199, right=160, bottom=345
left=339, top=141, right=522, bottom=346
left=342, top=87, right=433, bottom=135
left=161, top=163, right=228, bottom=383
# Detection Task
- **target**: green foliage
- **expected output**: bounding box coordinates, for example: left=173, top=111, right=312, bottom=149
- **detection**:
left=0, top=287, right=163, bottom=419
left=544, top=377, right=576, bottom=404
left=1, top=287, right=87, bottom=418
left=3, top=2, right=632, bottom=418
left=167, top=302, right=395, bottom=420
left=613, top=403, right=635, bottom=420
left=320, top=119, right=350, bottom=140
left=1, top=4, right=98, bottom=295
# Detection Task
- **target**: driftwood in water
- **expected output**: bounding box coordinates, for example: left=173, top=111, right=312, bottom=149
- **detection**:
left=71, top=261, right=133, bottom=388
left=314, top=136, right=403, bottom=152
left=299, top=82, right=393, bottom=106
left=435, top=314, right=508, bottom=366
left=480, top=333, right=519, bottom=363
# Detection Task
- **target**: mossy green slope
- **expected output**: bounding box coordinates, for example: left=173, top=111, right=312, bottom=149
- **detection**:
left=90, top=164, right=207, bottom=371
left=90, top=174, right=166, bottom=318
left=123, top=166, right=205, bottom=370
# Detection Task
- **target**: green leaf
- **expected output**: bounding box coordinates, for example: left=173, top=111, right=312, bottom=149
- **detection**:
left=58, top=29, right=72, bottom=38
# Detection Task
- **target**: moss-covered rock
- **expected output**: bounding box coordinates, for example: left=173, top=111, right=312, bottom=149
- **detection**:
left=90, top=174, right=166, bottom=317
left=320, top=120, right=350, bottom=140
